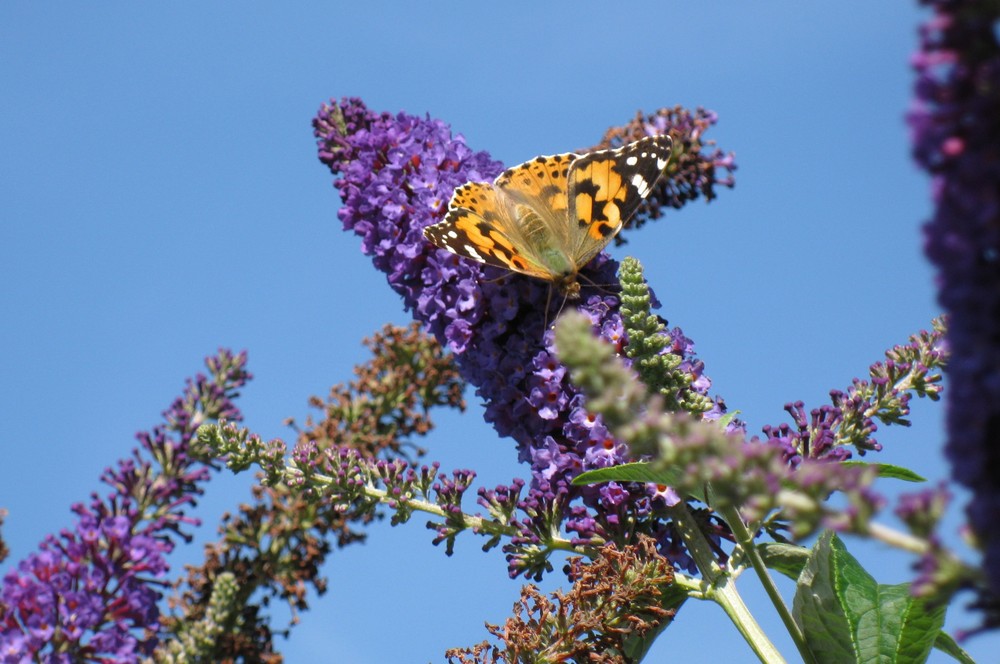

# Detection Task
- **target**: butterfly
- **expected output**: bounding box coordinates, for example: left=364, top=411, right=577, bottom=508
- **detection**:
left=423, top=134, right=673, bottom=299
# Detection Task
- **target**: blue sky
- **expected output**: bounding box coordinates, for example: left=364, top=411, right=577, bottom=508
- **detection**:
left=1, top=2, right=995, bottom=662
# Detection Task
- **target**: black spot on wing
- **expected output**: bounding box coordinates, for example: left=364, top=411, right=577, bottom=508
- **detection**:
left=592, top=221, right=616, bottom=237
left=540, top=184, right=561, bottom=200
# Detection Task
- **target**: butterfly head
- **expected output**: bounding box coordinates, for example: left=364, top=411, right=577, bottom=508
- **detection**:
left=555, top=274, right=582, bottom=300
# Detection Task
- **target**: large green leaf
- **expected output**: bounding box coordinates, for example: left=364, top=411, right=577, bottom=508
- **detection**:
left=793, top=532, right=946, bottom=663
left=572, top=461, right=682, bottom=487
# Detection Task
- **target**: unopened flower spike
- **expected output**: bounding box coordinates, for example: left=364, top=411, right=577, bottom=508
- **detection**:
left=556, top=312, right=888, bottom=542
left=153, top=572, right=239, bottom=664
left=619, top=256, right=724, bottom=419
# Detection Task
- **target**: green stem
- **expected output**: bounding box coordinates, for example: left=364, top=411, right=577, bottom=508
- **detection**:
left=356, top=478, right=587, bottom=553
left=711, top=576, right=786, bottom=664
left=866, top=521, right=929, bottom=555
left=666, top=502, right=787, bottom=664
left=720, top=502, right=816, bottom=664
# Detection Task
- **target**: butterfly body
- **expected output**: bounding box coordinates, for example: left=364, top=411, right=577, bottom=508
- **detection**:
left=423, top=135, right=673, bottom=298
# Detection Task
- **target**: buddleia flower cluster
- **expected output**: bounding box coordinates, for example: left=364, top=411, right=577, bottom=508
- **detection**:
left=910, top=0, right=1000, bottom=625
left=312, top=98, right=738, bottom=579
left=757, top=320, right=947, bottom=466
left=304, top=94, right=977, bottom=658
left=0, top=350, right=249, bottom=662
left=444, top=536, right=678, bottom=664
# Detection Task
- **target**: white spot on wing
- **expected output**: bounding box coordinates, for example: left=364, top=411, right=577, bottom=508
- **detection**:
left=631, top=174, right=651, bottom=197
left=626, top=155, right=638, bottom=166
left=464, top=244, right=484, bottom=261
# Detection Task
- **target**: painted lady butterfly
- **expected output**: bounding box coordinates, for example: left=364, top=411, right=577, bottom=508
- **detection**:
left=423, top=135, right=673, bottom=299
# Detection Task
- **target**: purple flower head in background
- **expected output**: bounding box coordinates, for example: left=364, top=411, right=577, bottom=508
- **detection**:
left=910, top=1, right=1000, bottom=600
left=0, top=350, right=249, bottom=660
left=0, top=519, right=166, bottom=661
left=313, top=99, right=735, bottom=576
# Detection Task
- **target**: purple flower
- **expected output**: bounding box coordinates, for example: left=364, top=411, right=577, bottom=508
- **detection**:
left=314, top=98, right=733, bottom=577
left=530, top=436, right=581, bottom=481
left=910, top=2, right=1000, bottom=598
left=756, top=320, right=946, bottom=470
left=0, top=350, right=249, bottom=661
left=0, top=520, right=164, bottom=661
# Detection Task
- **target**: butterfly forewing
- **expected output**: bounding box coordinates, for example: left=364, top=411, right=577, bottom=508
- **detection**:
left=567, top=135, right=673, bottom=267
left=494, top=152, right=575, bottom=220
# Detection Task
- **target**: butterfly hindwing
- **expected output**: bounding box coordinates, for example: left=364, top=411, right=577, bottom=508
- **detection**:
left=423, top=190, right=555, bottom=280
left=494, top=151, right=575, bottom=220
left=491, top=150, right=580, bottom=272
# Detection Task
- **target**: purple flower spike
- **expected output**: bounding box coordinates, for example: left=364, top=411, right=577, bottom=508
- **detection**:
left=314, top=98, right=732, bottom=576
left=910, top=2, right=1000, bottom=598
left=0, top=350, right=250, bottom=661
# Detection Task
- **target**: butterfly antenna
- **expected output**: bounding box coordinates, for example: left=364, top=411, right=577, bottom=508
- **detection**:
left=577, top=272, right=619, bottom=298
left=481, top=271, right=513, bottom=287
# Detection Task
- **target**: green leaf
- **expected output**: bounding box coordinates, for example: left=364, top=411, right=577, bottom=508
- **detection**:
left=793, top=532, right=858, bottom=662
left=793, top=532, right=946, bottom=663
left=933, top=631, right=976, bottom=664
left=885, top=586, right=946, bottom=663
left=718, top=410, right=741, bottom=428
left=841, top=461, right=926, bottom=483
left=757, top=542, right=810, bottom=581
left=572, top=461, right=684, bottom=487
left=572, top=462, right=709, bottom=504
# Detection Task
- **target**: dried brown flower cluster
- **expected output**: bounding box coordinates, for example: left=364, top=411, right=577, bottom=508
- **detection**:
left=292, top=322, right=466, bottom=459
left=446, top=537, right=676, bottom=664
